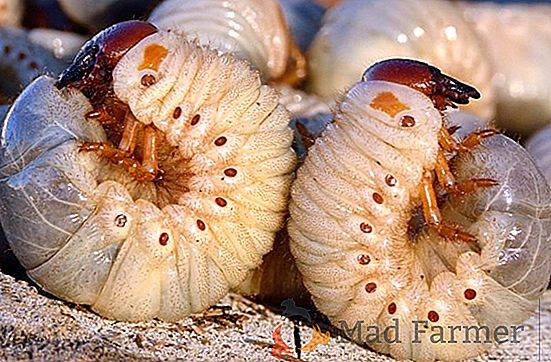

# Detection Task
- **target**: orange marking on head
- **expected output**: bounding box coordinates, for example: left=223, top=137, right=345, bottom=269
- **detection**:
left=370, top=92, right=410, bottom=117
left=138, top=43, right=168, bottom=72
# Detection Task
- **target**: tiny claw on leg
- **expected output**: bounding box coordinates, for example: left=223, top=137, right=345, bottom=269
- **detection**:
left=447, top=178, right=498, bottom=195
left=420, top=171, right=478, bottom=243
left=459, top=129, right=498, bottom=150
left=434, top=224, right=478, bottom=243
left=435, top=150, right=498, bottom=195
left=438, top=127, right=498, bottom=153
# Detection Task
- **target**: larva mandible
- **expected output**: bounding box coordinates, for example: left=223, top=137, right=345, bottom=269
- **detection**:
left=288, top=59, right=551, bottom=361
left=0, top=21, right=296, bottom=322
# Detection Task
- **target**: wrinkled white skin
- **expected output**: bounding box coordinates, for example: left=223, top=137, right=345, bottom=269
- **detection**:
left=0, top=28, right=65, bottom=100
left=149, top=0, right=293, bottom=81
left=526, top=124, right=551, bottom=187
left=0, top=31, right=296, bottom=322
left=288, top=79, right=551, bottom=361
left=460, top=2, right=551, bottom=135
left=276, top=85, right=331, bottom=119
left=28, top=29, right=87, bottom=61
left=307, top=0, right=495, bottom=121
left=0, top=0, right=22, bottom=27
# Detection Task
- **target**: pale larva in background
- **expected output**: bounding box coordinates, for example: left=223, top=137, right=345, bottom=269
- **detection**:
left=0, top=27, right=66, bottom=103
left=27, top=29, right=87, bottom=62
left=306, top=0, right=496, bottom=121
left=0, top=0, right=23, bottom=27
left=57, top=0, right=156, bottom=31
left=148, top=0, right=306, bottom=84
left=460, top=1, right=551, bottom=135
left=288, top=59, right=551, bottom=361
left=0, top=22, right=296, bottom=322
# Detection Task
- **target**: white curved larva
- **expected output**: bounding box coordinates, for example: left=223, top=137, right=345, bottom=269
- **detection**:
left=307, top=0, right=495, bottom=121
left=28, top=29, right=87, bottom=61
left=0, top=0, right=22, bottom=27
left=288, top=79, right=551, bottom=361
left=0, top=31, right=296, bottom=322
left=148, top=0, right=296, bottom=82
left=58, top=0, right=155, bottom=31
left=460, top=2, right=551, bottom=135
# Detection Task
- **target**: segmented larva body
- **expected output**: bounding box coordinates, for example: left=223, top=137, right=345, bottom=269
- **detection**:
left=288, top=78, right=551, bottom=361
left=0, top=30, right=296, bottom=322
left=307, top=0, right=495, bottom=121
left=149, top=0, right=303, bottom=82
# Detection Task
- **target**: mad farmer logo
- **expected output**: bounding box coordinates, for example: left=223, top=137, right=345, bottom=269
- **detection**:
left=271, top=299, right=330, bottom=360
left=270, top=299, right=529, bottom=360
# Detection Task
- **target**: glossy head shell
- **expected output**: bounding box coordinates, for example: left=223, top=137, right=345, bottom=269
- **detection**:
left=148, top=0, right=298, bottom=82
left=307, top=0, right=495, bottom=120
left=0, top=29, right=296, bottom=322
left=288, top=74, right=551, bottom=360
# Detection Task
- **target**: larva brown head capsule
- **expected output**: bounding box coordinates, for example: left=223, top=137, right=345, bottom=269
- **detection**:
left=288, top=59, right=550, bottom=361
left=362, top=58, right=480, bottom=111
left=55, top=20, right=157, bottom=99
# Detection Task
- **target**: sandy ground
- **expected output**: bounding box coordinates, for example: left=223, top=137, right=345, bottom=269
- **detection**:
left=0, top=272, right=548, bottom=362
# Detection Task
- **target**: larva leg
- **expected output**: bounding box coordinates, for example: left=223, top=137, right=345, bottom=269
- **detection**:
left=139, top=125, right=159, bottom=182
left=438, top=127, right=497, bottom=153
left=459, top=129, right=498, bottom=150
left=272, top=41, right=306, bottom=86
left=435, top=150, right=497, bottom=195
left=421, top=170, right=477, bottom=243
left=85, top=106, right=115, bottom=126
left=117, top=112, right=140, bottom=153
left=80, top=142, right=157, bottom=182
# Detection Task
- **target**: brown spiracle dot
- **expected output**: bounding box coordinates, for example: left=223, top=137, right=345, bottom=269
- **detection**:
left=215, top=197, right=227, bottom=207
left=215, top=136, right=227, bottom=146
left=464, top=288, right=477, bottom=300
left=172, top=107, right=182, bottom=119
left=18, top=52, right=26, bottom=60
left=372, top=192, right=384, bottom=204
left=114, top=214, right=127, bottom=228
left=385, top=174, right=397, bottom=187
left=159, top=232, right=169, bottom=246
left=428, top=310, right=439, bottom=322
left=388, top=302, right=397, bottom=315
left=365, top=282, right=377, bottom=293
left=141, top=74, right=157, bottom=87
left=357, top=254, right=371, bottom=265
left=224, top=168, right=237, bottom=177
left=360, top=222, right=373, bottom=234
left=3, top=45, right=10, bottom=54
left=399, top=115, right=416, bottom=127
left=29, top=62, right=39, bottom=70
left=196, top=219, right=206, bottom=231
left=190, top=114, right=200, bottom=126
